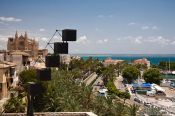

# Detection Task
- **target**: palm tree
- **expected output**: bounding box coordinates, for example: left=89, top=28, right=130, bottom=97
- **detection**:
left=126, top=104, right=140, bottom=116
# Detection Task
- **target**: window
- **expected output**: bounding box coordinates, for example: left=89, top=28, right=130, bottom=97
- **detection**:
left=0, top=83, right=2, bottom=92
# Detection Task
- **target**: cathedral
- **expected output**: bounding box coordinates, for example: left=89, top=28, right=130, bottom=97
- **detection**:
left=7, top=31, right=47, bottom=58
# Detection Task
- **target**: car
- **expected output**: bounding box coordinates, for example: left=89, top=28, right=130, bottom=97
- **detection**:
left=134, top=97, right=141, bottom=103
left=144, top=102, right=151, bottom=107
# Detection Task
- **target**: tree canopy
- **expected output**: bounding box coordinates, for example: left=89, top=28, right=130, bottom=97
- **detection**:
left=4, top=58, right=139, bottom=115
left=19, top=69, right=37, bottom=84
left=143, top=68, right=163, bottom=85
left=122, top=65, right=140, bottom=84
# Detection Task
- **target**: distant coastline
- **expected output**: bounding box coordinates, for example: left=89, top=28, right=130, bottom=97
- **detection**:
left=71, top=54, right=175, bottom=65
left=71, top=54, right=175, bottom=56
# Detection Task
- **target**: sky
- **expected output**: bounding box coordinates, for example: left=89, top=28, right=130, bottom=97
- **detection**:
left=0, top=0, right=175, bottom=54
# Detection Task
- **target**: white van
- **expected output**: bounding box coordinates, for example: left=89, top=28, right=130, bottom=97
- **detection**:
left=147, top=90, right=156, bottom=96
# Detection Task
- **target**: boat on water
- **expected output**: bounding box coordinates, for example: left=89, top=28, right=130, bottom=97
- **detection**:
left=172, top=71, right=175, bottom=75
left=161, top=70, right=175, bottom=75
left=160, top=59, right=175, bottom=75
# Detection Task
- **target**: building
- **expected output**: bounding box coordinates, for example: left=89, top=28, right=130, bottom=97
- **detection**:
left=7, top=31, right=48, bottom=58
left=7, top=31, right=38, bottom=58
left=0, top=61, right=16, bottom=100
left=133, top=58, right=150, bottom=68
left=38, top=49, right=48, bottom=57
left=10, top=51, right=30, bottom=72
left=60, top=54, right=71, bottom=65
left=103, top=57, right=124, bottom=66
left=0, top=50, right=30, bottom=72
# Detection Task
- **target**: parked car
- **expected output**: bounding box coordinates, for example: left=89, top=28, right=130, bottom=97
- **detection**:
left=147, top=90, right=155, bottom=96
left=134, top=97, right=141, bottom=103
left=144, top=102, right=151, bottom=107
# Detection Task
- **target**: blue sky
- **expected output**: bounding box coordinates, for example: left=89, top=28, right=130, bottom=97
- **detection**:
left=0, top=0, right=175, bottom=54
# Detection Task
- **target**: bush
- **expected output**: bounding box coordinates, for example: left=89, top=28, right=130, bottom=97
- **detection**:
left=107, top=81, right=118, bottom=94
left=107, top=81, right=130, bottom=99
left=19, top=69, right=37, bottom=84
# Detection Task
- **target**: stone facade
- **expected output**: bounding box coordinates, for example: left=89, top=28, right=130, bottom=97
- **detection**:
left=7, top=31, right=47, bottom=58
left=0, top=61, right=16, bottom=100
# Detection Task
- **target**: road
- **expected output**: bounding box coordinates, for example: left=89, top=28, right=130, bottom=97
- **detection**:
left=114, top=74, right=125, bottom=92
left=84, top=72, right=97, bottom=86
left=92, top=76, right=103, bottom=92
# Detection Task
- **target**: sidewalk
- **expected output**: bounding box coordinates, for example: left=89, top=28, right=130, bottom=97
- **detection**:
left=114, top=75, right=125, bottom=92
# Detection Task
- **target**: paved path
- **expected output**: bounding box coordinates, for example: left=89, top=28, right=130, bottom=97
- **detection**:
left=84, top=73, right=97, bottom=86
left=114, top=75, right=125, bottom=92
left=92, top=76, right=103, bottom=92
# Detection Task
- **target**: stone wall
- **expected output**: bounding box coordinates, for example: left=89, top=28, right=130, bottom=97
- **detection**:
left=1, top=112, right=97, bottom=116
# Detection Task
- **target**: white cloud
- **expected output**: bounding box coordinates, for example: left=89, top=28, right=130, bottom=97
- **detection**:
left=95, top=28, right=99, bottom=31
left=116, top=36, right=173, bottom=46
left=76, top=35, right=89, bottom=44
left=97, top=40, right=103, bottom=44
left=0, top=17, right=22, bottom=22
left=139, top=36, right=170, bottom=45
left=0, top=34, right=11, bottom=42
left=134, top=36, right=142, bottom=44
left=104, top=39, right=109, bottom=42
left=97, top=14, right=114, bottom=18
left=0, top=21, right=4, bottom=24
left=108, top=14, right=114, bottom=18
left=53, top=36, right=58, bottom=39
left=141, top=25, right=159, bottom=30
left=141, top=26, right=149, bottom=30
left=128, top=22, right=136, bottom=26
left=39, top=28, right=45, bottom=32
left=53, top=35, right=62, bottom=41
left=97, top=15, right=104, bottom=18
left=41, top=37, right=48, bottom=42
left=0, top=34, right=12, bottom=49
left=97, top=39, right=109, bottom=44
left=0, top=21, right=9, bottom=26
left=152, top=26, right=158, bottom=30
left=171, top=41, right=175, bottom=45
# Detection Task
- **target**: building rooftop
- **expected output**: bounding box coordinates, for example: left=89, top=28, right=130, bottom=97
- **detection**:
left=103, top=57, right=124, bottom=66
left=10, top=51, right=30, bottom=56
left=0, top=61, right=16, bottom=69
left=133, top=58, right=149, bottom=64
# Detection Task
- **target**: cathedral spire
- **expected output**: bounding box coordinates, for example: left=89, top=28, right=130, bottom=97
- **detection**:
left=24, top=31, right=27, bottom=38
left=15, top=31, right=18, bottom=38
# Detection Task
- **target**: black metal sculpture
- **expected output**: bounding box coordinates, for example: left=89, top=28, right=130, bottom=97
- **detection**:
left=27, top=29, right=77, bottom=116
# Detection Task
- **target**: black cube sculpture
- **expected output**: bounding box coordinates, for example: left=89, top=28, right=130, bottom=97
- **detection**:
left=45, top=55, right=60, bottom=67
left=62, top=29, right=77, bottom=41
left=54, top=42, right=68, bottom=54
left=28, top=83, right=43, bottom=96
left=37, top=68, right=51, bottom=81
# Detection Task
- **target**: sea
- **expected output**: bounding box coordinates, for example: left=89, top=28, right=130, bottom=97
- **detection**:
left=77, top=54, right=175, bottom=65
left=74, top=54, right=175, bottom=79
